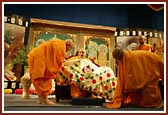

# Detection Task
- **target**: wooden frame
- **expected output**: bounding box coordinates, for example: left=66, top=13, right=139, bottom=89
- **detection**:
left=28, top=18, right=116, bottom=71
left=83, top=33, right=113, bottom=67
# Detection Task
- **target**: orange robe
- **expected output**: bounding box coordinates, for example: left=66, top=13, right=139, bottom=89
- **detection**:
left=137, top=43, right=152, bottom=51
left=28, top=39, right=66, bottom=98
left=106, top=50, right=164, bottom=108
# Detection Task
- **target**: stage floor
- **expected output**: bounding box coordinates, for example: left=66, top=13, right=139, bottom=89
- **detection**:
left=3, top=94, right=165, bottom=113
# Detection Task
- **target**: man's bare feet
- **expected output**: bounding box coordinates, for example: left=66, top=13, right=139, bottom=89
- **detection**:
left=43, top=98, right=56, bottom=105
left=37, top=95, right=43, bottom=104
left=37, top=96, right=56, bottom=105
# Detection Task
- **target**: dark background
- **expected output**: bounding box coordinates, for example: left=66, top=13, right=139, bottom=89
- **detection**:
left=4, top=4, right=164, bottom=31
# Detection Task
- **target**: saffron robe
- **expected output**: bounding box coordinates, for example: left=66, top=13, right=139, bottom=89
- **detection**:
left=137, top=43, right=152, bottom=51
left=106, top=50, right=164, bottom=108
left=28, top=39, right=66, bottom=97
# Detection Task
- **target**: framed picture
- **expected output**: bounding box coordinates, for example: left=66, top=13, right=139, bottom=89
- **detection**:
left=4, top=23, right=25, bottom=82
left=4, top=15, right=28, bottom=82
left=32, top=33, right=77, bottom=58
left=84, top=35, right=111, bottom=67
left=115, top=36, right=139, bottom=50
left=148, top=37, right=164, bottom=62
left=28, top=19, right=80, bottom=58
left=148, top=37, right=162, bottom=50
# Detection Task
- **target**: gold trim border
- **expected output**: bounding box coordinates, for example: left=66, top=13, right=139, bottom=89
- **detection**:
left=147, top=4, right=164, bottom=11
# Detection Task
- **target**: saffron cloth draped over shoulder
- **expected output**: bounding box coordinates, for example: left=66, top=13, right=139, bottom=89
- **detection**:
left=120, top=50, right=163, bottom=92
left=106, top=50, right=164, bottom=108
left=28, top=39, right=66, bottom=80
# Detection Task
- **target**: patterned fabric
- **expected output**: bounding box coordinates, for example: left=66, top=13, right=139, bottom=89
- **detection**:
left=56, top=59, right=117, bottom=100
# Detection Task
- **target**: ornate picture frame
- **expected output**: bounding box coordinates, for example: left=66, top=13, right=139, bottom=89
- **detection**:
left=84, top=35, right=112, bottom=67
left=28, top=18, right=116, bottom=71
left=4, top=14, right=28, bottom=83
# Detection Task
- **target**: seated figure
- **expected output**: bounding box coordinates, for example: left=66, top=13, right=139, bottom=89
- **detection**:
left=68, top=48, right=96, bottom=98
left=56, top=48, right=117, bottom=100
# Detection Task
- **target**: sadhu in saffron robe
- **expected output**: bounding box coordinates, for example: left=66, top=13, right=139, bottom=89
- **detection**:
left=28, top=39, right=66, bottom=98
left=136, top=43, right=152, bottom=51
left=106, top=50, right=164, bottom=108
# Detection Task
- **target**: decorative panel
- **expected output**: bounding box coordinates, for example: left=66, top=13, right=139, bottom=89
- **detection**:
left=28, top=18, right=116, bottom=72
left=116, top=36, right=139, bottom=50
left=32, top=32, right=77, bottom=57
left=84, top=35, right=112, bottom=67
left=4, top=14, right=28, bottom=83
left=115, top=28, right=164, bottom=51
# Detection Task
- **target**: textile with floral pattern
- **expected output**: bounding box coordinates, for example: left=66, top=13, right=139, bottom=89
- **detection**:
left=56, top=59, right=117, bottom=100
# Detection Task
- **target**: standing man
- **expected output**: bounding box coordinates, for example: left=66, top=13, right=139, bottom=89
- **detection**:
left=28, top=38, right=74, bottom=105
left=137, top=35, right=152, bottom=51
left=106, top=48, right=164, bottom=109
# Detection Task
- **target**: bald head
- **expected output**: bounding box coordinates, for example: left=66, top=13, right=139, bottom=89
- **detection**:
left=112, top=48, right=124, bottom=60
left=65, top=39, right=74, bottom=52
left=138, top=35, right=146, bottom=45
